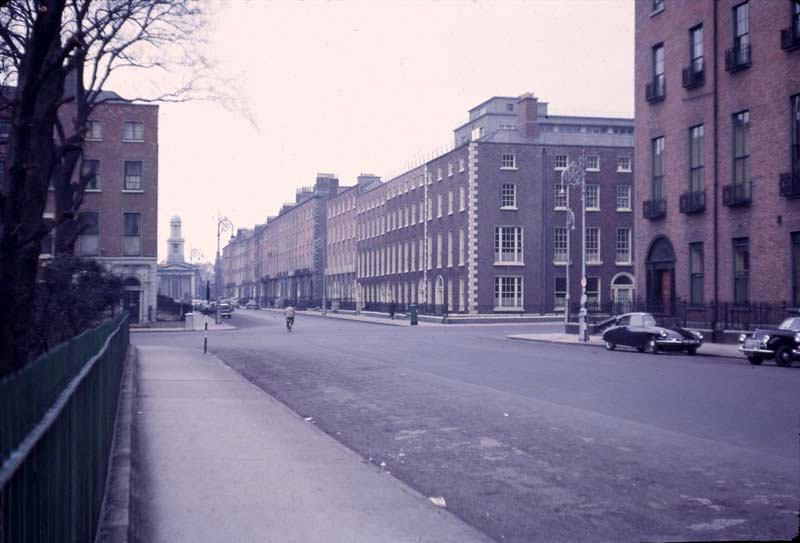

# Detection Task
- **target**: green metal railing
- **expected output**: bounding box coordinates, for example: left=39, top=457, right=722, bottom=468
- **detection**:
left=0, top=314, right=129, bottom=543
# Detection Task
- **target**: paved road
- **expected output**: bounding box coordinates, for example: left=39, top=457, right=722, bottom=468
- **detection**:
left=134, top=310, right=800, bottom=542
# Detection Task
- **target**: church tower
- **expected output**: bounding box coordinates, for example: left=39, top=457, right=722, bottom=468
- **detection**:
left=167, top=215, right=185, bottom=264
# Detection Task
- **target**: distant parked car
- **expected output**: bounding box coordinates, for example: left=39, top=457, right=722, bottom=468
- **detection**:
left=602, top=312, right=704, bottom=354
left=738, top=317, right=800, bottom=367
left=245, top=300, right=259, bottom=310
left=218, top=302, right=233, bottom=319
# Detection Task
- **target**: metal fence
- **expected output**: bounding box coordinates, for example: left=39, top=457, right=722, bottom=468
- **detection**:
left=0, top=314, right=129, bottom=543
left=574, top=299, right=797, bottom=331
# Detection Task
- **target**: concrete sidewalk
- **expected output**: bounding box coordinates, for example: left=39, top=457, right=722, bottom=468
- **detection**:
left=132, top=345, right=490, bottom=543
left=507, top=332, right=743, bottom=359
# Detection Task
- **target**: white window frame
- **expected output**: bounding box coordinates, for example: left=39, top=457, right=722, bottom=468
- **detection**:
left=554, top=154, right=568, bottom=170
left=437, top=167, right=443, bottom=181
left=554, top=183, right=568, bottom=210
left=494, top=226, right=524, bottom=265
left=617, top=156, right=632, bottom=172
left=86, top=120, right=103, bottom=141
left=122, top=121, right=144, bottom=142
left=616, top=184, right=632, bottom=211
left=459, top=229, right=465, bottom=266
left=500, top=183, right=517, bottom=210
left=494, top=276, right=524, bottom=311
left=554, top=227, right=568, bottom=264
left=448, top=162, right=454, bottom=177
left=586, top=184, right=600, bottom=211
left=448, top=191, right=454, bottom=215
left=586, top=227, right=601, bottom=264
left=500, top=153, right=517, bottom=170
left=586, top=155, right=600, bottom=171
left=459, top=157, right=465, bottom=172
left=459, top=186, right=466, bottom=212
left=447, top=231, right=453, bottom=267
left=615, top=228, right=632, bottom=265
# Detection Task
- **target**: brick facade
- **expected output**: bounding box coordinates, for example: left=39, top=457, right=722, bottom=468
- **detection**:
left=635, top=0, right=800, bottom=314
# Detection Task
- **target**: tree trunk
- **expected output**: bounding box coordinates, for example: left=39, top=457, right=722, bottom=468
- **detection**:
left=0, top=0, right=67, bottom=376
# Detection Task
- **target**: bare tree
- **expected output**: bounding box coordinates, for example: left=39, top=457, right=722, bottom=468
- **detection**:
left=0, top=0, right=219, bottom=375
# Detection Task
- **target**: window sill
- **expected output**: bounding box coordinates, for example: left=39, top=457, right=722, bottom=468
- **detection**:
left=616, top=208, right=632, bottom=212
left=500, top=167, right=519, bottom=171
left=554, top=206, right=568, bottom=211
left=587, top=208, right=601, bottom=212
left=553, top=261, right=572, bottom=266
left=122, top=189, right=144, bottom=193
left=122, top=139, right=145, bottom=143
left=459, top=208, right=466, bottom=213
left=615, top=261, right=633, bottom=266
left=494, top=306, right=524, bottom=312
left=587, top=261, right=603, bottom=266
left=586, top=168, right=600, bottom=172
left=500, top=206, right=518, bottom=211
left=554, top=166, right=567, bottom=171
left=650, top=5, right=664, bottom=16
left=85, top=188, right=101, bottom=193
left=617, top=169, right=632, bottom=173
left=494, top=261, right=524, bottom=266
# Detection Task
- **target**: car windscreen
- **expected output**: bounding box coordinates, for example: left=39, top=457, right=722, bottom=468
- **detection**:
left=778, top=318, right=800, bottom=331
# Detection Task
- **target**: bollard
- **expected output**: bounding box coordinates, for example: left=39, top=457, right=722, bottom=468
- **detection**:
left=409, top=304, right=418, bottom=326
left=203, top=321, right=208, bottom=354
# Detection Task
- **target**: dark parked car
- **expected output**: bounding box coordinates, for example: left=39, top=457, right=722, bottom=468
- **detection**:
left=601, top=312, right=704, bottom=354
left=218, top=302, right=233, bottom=319
left=738, top=317, right=800, bottom=367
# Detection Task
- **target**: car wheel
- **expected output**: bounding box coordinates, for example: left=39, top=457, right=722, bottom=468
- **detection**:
left=747, top=356, right=764, bottom=366
left=646, top=337, right=658, bottom=354
left=604, top=341, right=616, bottom=351
left=636, top=347, right=645, bottom=353
left=775, top=346, right=793, bottom=367
left=687, top=347, right=697, bottom=356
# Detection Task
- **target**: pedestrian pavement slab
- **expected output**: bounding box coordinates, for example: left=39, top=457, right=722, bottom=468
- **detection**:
left=507, top=332, right=743, bottom=360
left=132, top=345, right=491, bottom=543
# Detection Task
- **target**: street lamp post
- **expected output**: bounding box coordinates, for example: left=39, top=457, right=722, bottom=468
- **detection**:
left=215, top=213, right=233, bottom=324
left=560, top=153, right=589, bottom=342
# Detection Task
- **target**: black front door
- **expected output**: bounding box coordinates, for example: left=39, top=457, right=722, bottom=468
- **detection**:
left=124, top=290, right=140, bottom=323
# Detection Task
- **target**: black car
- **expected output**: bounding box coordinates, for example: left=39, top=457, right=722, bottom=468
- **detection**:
left=738, top=317, right=800, bottom=367
left=601, top=312, right=704, bottom=354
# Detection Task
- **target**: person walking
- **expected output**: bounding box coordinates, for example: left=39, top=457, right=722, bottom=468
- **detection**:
left=284, top=304, right=295, bottom=331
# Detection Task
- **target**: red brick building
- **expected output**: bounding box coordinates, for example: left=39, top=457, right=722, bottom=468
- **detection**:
left=2, top=88, right=159, bottom=323
left=634, top=0, right=800, bottom=328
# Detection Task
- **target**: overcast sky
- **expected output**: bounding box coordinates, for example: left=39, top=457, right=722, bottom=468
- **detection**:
left=151, top=0, right=634, bottom=263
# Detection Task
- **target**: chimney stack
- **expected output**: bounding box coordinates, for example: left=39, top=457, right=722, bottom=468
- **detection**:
left=516, top=92, right=539, bottom=139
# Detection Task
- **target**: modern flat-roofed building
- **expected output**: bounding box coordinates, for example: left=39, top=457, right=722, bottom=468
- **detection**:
left=634, top=0, right=800, bottom=328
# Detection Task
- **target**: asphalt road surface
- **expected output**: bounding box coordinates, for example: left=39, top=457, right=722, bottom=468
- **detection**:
left=134, top=310, right=800, bottom=542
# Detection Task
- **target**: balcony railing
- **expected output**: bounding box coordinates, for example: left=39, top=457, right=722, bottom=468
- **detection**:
left=682, top=65, right=704, bottom=89
left=779, top=170, right=800, bottom=199
left=645, top=75, right=666, bottom=103
left=722, top=181, right=752, bottom=207
left=781, top=25, right=800, bottom=51
left=725, top=44, right=751, bottom=73
left=679, top=190, right=706, bottom=214
left=643, top=198, right=667, bottom=220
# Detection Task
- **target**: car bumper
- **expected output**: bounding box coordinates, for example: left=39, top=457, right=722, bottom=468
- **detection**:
left=739, top=346, right=773, bottom=356
left=655, top=339, right=701, bottom=350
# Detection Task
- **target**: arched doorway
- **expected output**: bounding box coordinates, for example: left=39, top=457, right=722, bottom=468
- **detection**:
left=646, top=236, right=675, bottom=314
left=611, top=272, right=635, bottom=313
left=123, top=277, right=142, bottom=323
left=434, top=276, right=445, bottom=307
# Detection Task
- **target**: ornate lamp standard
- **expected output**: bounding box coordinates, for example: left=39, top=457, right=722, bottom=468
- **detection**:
left=560, top=153, right=589, bottom=342
left=214, top=213, right=233, bottom=324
